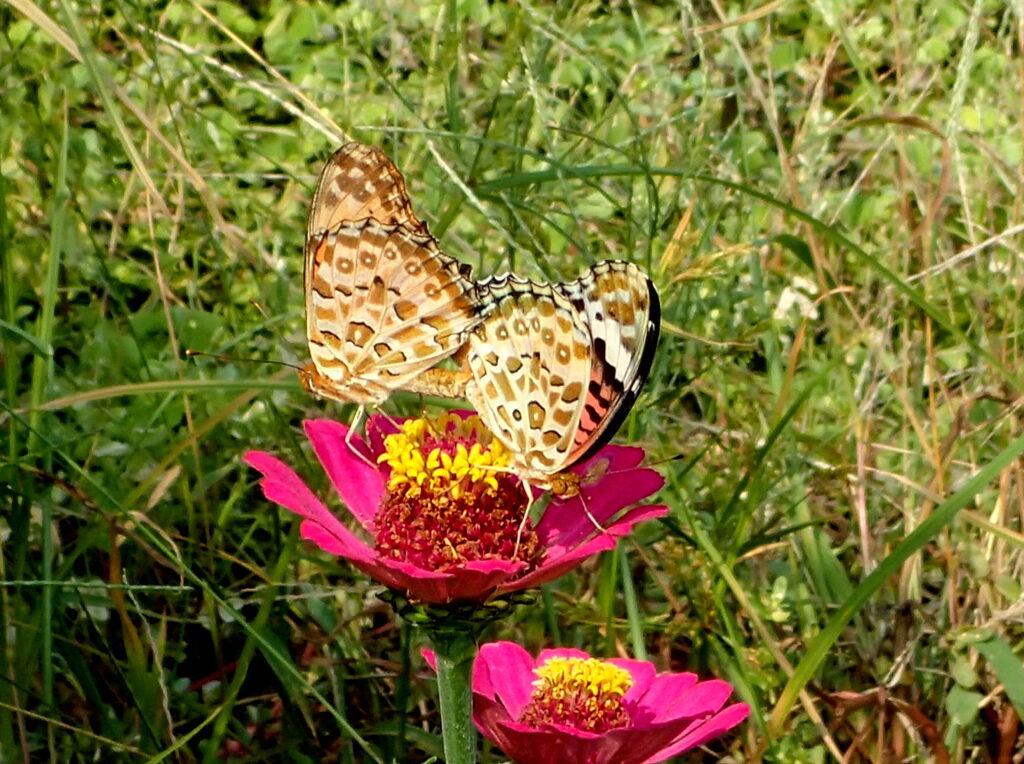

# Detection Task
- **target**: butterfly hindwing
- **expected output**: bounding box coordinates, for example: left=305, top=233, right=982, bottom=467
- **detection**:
left=466, top=275, right=591, bottom=472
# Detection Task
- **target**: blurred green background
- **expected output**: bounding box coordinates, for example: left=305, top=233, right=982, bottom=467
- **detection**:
left=3, top=0, right=1024, bottom=761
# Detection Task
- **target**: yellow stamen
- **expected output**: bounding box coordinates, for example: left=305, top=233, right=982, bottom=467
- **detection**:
left=377, top=414, right=511, bottom=498
left=519, top=657, right=634, bottom=733
left=533, top=657, right=634, bottom=699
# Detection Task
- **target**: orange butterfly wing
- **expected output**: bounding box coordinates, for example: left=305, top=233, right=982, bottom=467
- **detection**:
left=302, top=143, right=479, bottom=405
left=465, top=261, right=659, bottom=490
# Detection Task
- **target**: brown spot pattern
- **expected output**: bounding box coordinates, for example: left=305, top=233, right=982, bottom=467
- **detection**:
left=465, top=261, right=660, bottom=494
left=303, top=143, right=481, bottom=405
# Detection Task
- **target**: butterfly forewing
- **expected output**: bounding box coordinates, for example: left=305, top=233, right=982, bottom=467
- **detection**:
left=306, top=142, right=426, bottom=239
left=467, top=261, right=659, bottom=490
left=302, top=143, right=478, bottom=405
left=554, top=261, right=660, bottom=466
left=305, top=143, right=427, bottom=299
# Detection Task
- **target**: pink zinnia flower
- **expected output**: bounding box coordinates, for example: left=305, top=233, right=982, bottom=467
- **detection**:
left=243, top=411, right=666, bottom=605
left=425, top=642, right=749, bottom=764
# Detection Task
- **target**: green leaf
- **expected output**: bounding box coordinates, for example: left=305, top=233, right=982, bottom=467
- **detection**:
left=973, top=635, right=1024, bottom=719
left=769, top=428, right=1024, bottom=733
left=768, top=234, right=814, bottom=273
left=945, top=685, right=982, bottom=727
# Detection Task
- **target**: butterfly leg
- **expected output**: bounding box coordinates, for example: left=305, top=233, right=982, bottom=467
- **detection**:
left=375, top=408, right=404, bottom=436
left=343, top=405, right=378, bottom=469
left=576, top=491, right=610, bottom=536
left=514, top=478, right=539, bottom=555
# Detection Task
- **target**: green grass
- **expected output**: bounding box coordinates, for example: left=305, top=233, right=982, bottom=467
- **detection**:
left=3, top=0, right=1024, bottom=761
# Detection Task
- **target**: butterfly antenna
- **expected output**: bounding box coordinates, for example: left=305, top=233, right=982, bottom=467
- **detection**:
left=248, top=298, right=270, bottom=319
left=245, top=297, right=299, bottom=370
left=575, top=452, right=681, bottom=486
left=646, top=454, right=686, bottom=468
left=185, top=349, right=303, bottom=370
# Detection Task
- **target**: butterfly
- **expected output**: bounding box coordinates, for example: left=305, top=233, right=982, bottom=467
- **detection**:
left=463, top=260, right=660, bottom=496
left=301, top=142, right=479, bottom=405
left=300, top=142, right=661, bottom=490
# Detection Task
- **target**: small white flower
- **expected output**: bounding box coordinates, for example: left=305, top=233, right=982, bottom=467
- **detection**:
left=774, top=276, right=819, bottom=321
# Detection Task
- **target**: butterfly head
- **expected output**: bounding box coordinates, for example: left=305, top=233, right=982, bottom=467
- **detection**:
left=538, top=472, right=581, bottom=499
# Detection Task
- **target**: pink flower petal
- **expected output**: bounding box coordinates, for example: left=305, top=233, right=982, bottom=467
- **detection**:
left=534, top=647, right=591, bottom=663
left=632, top=671, right=701, bottom=720
left=544, top=502, right=668, bottom=558
left=574, top=445, right=646, bottom=475
left=539, top=466, right=665, bottom=548
left=484, top=717, right=688, bottom=764
left=244, top=451, right=374, bottom=561
left=346, top=558, right=432, bottom=592
left=475, top=642, right=536, bottom=715
left=599, top=721, right=699, bottom=764
left=608, top=659, right=657, bottom=702
left=472, top=696, right=525, bottom=758
left=508, top=504, right=667, bottom=592
left=298, top=520, right=374, bottom=561
left=360, top=557, right=525, bottom=605
left=485, top=718, right=607, bottom=764
left=644, top=702, right=750, bottom=762
left=303, top=420, right=384, bottom=525
left=653, top=677, right=733, bottom=721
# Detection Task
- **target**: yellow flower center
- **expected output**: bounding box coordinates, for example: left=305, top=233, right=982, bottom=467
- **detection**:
left=372, top=414, right=539, bottom=574
left=377, top=413, right=511, bottom=501
left=518, top=656, right=634, bottom=733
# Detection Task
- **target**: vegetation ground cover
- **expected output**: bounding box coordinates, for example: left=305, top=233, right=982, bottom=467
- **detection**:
left=2, top=1, right=1023, bottom=761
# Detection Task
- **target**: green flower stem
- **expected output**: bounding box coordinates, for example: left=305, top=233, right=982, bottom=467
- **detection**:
left=431, top=629, right=478, bottom=764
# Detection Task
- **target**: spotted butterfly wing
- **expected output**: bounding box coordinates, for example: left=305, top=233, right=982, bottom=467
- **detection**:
left=302, top=142, right=479, bottom=405
left=464, top=274, right=592, bottom=479
left=305, top=142, right=428, bottom=249
left=464, top=261, right=660, bottom=492
left=552, top=260, right=660, bottom=466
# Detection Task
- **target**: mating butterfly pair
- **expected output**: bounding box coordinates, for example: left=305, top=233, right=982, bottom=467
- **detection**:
left=301, top=142, right=660, bottom=494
